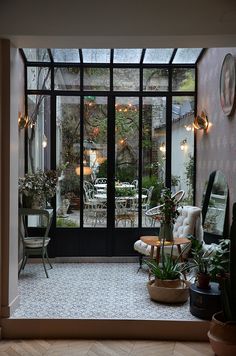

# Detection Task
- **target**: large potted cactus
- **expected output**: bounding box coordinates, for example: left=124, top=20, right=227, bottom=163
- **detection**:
left=208, top=203, right=236, bottom=356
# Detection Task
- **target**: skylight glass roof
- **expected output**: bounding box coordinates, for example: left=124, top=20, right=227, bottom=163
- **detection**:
left=172, top=48, right=202, bottom=64
left=21, top=48, right=203, bottom=64
left=82, top=49, right=110, bottom=63
left=143, top=48, right=174, bottom=64
left=51, top=49, right=80, bottom=63
left=113, top=49, right=143, bottom=63
left=23, top=48, right=50, bottom=62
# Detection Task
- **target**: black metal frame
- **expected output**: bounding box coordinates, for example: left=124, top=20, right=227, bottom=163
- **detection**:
left=20, top=50, right=199, bottom=257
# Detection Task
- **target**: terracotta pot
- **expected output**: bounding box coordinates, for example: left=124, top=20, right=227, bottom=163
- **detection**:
left=196, top=272, right=211, bottom=289
left=208, top=311, right=236, bottom=356
left=154, top=278, right=182, bottom=288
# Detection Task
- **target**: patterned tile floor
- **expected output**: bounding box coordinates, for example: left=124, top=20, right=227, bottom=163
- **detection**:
left=12, top=263, right=198, bottom=320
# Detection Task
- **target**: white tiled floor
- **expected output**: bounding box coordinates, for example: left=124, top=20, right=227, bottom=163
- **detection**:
left=12, top=263, right=198, bottom=320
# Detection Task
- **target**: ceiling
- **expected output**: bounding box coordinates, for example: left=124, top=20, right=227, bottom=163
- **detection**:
left=1, top=1, right=236, bottom=48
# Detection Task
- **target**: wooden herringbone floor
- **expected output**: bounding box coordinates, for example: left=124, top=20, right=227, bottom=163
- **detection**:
left=0, top=340, right=214, bottom=355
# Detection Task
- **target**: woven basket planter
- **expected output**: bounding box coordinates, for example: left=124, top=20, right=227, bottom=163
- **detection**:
left=147, top=279, right=190, bottom=303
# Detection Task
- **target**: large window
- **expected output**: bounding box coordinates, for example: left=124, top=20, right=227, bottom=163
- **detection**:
left=23, top=48, right=198, bottom=233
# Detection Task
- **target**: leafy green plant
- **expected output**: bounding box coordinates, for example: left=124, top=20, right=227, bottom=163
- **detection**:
left=144, top=242, right=190, bottom=280
left=142, top=176, right=164, bottom=207
left=209, top=239, right=230, bottom=280
left=159, top=187, right=180, bottom=224
left=115, top=187, right=136, bottom=197
left=56, top=218, right=79, bottom=228
left=187, top=236, right=214, bottom=275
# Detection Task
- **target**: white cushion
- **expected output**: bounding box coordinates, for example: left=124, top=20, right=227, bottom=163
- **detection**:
left=24, top=237, right=50, bottom=248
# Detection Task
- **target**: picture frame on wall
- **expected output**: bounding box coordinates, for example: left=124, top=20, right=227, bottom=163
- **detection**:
left=220, top=53, right=236, bottom=116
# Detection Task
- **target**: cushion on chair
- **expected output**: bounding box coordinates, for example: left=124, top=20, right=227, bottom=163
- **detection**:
left=24, top=237, right=50, bottom=248
left=134, top=205, right=202, bottom=258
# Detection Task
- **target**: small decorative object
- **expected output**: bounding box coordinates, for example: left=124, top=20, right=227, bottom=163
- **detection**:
left=19, top=169, right=58, bottom=208
left=220, top=53, right=236, bottom=116
left=158, top=187, right=180, bottom=242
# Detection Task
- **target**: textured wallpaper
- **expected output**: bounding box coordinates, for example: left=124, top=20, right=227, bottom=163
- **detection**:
left=196, top=48, right=236, bottom=223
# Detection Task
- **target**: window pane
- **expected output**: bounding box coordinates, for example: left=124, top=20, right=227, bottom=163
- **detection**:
left=82, top=49, right=110, bottom=63
left=172, top=68, right=195, bottom=91
left=27, top=67, right=51, bottom=90
left=142, top=97, right=166, bottom=227
left=172, top=96, right=194, bottom=205
left=173, top=48, right=202, bottom=64
left=143, top=49, right=174, bottom=63
left=51, top=49, right=80, bottom=63
left=56, top=96, right=81, bottom=228
left=23, top=48, right=50, bottom=62
left=113, top=49, right=142, bottom=63
left=115, top=97, right=139, bottom=228
left=84, top=68, right=110, bottom=91
left=84, top=97, right=108, bottom=227
left=54, top=67, right=80, bottom=90
left=113, top=68, right=139, bottom=91
left=143, top=68, right=169, bottom=91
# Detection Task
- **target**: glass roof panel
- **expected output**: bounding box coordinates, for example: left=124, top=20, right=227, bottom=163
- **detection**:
left=113, top=49, right=142, bottom=63
left=82, top=49, right=110, bottom=63
left=51, top=49, right=80, bottom=63
left=172, top=48, right=202, bottom=64
left=23, top=48, right=50, bottom=62
left=143, top=49, right=174, bottom=64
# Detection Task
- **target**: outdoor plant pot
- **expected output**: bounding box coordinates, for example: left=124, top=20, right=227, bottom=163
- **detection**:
left=147, top=279, right=190, bottom=303
left=196, top=272, right=211, bottom=289
left=208, top=311, right=236, bottom=356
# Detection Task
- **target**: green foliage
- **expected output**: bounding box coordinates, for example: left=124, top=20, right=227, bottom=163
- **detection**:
left=159, top=187, right=180, bottom=224
left=115, top=187, right=136, bottom=197
left=60, top=169, right=80, bottom=196
left=144, top=241, right=190, bottom=280
left=171, top=175, right=180, bottom=187
left=56, top=218, right=79, bottom=228
left=184, top=155, right=194, bottom=204
left=116, top=164, right=137, bottom=183
left=96, top=160, right=107, bottom=178
left=142, top=176, right=164, bottom=207
left=187, top=236, right=214, bottom=274
left=209, top=239, right=230, bottom=280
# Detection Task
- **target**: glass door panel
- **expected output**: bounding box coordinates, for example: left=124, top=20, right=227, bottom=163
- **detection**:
left=172, top=96, right=194, bottom=205
left=56, top=96, right=81, bottom=228
left=142, top=97, right=166, bottom=227
left=84, top=96, right=108, bottom=227
left=115, top=97, right=139, bottom=228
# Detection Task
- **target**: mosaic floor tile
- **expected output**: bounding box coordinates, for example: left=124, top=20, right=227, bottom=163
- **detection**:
left=11, top=263, right=198, bottom=320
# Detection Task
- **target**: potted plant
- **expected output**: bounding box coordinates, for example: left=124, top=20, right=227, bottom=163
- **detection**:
left=187, top=237, right=214, bottom=289
left=145, top=243, right=190, bottom=303
left=19, top=169, right=58, bottom=208
left=158, top=187, right=180, bottom=242
left=209, top=239, right=230, bottom=283
left=208, top=203, right=236, bottom=356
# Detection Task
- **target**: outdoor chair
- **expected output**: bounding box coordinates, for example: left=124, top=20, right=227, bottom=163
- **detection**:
left=115, top=198, right=136, bottom=227
left=18, top=208, right=53, bottom=278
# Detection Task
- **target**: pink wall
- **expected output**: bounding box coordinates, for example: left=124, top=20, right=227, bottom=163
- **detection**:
left=196, top=48, right=236, bottom=223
